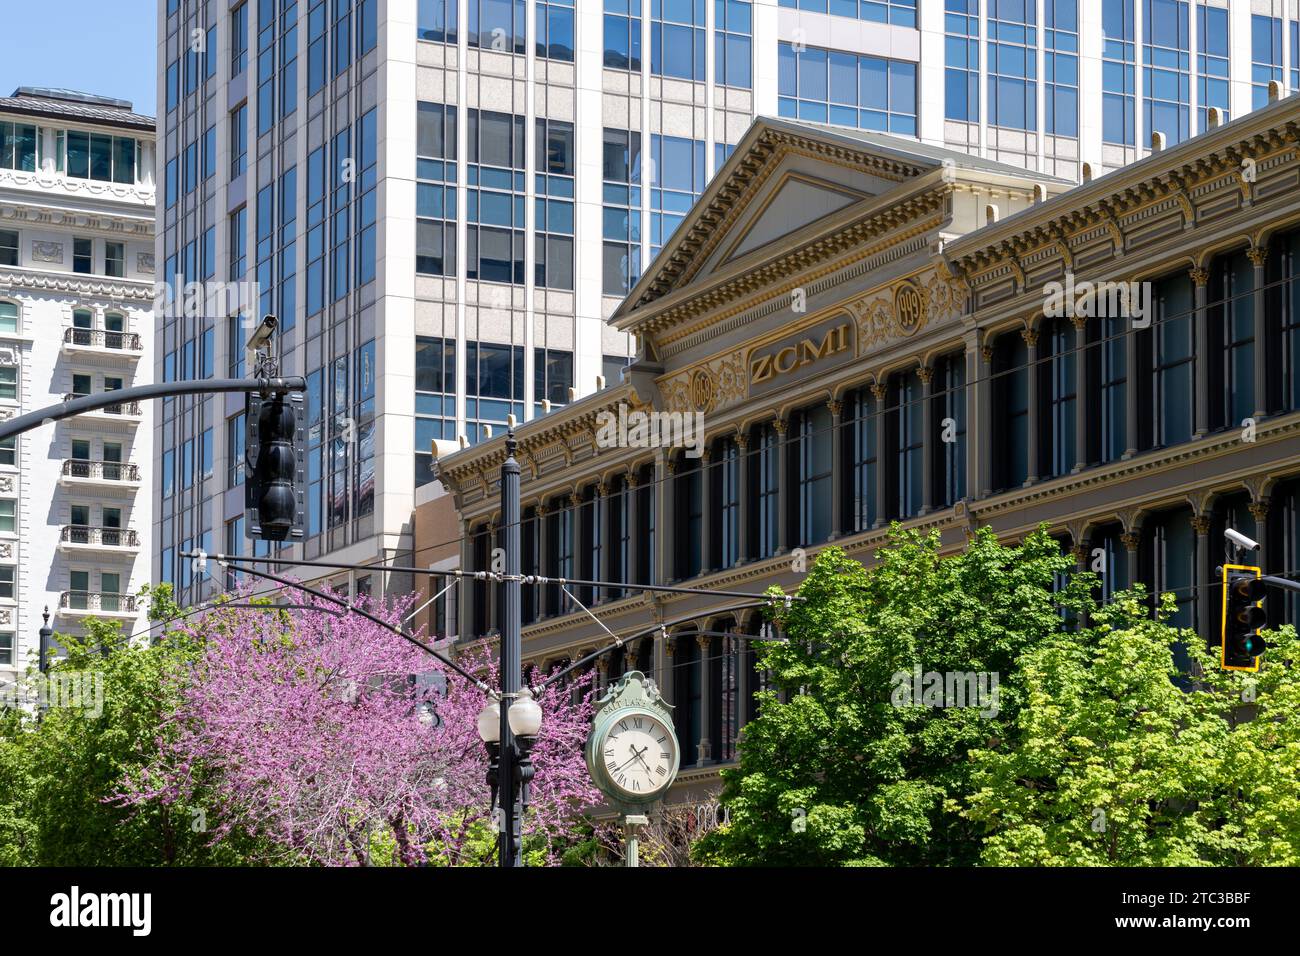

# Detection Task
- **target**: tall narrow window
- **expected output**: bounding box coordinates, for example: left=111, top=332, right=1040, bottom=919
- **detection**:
left=890, top=373, right=923, bottom=519
left=849, top=387, right=878, bottom=531
left=717, top=438, right=740, bottom=569
left=993, top=331, right=1029, bottom=491
left=1097, top=315, right=1128, bottom=463
left=798, top=404, right=833, bottom=545
left=934, top=353, right=966, bottom=506
left=753, top=423, right=780, bottom=559
left=1150, top=272, right=1194, bottom=447
left=676, top=456, right=703, bottom=580
left=602, top=128, right=641, bottom=297
left=1041, top=316, right=1077, bottom=479
left=1208, top=249, right=1255, bottom=432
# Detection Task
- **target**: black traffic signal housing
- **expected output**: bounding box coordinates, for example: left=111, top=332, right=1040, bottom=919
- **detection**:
left=244, top=390, right=306, bottom=541
left=1221, top=564, right=1268, bottom=672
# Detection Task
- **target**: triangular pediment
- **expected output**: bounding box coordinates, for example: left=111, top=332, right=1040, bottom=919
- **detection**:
left=717, top=172, right=871, bottom=265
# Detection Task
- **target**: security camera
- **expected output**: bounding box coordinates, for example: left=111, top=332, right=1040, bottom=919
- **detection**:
left=1225, top=528, right=1259, bottom=552
left=247, top=315, right=278, bottom=352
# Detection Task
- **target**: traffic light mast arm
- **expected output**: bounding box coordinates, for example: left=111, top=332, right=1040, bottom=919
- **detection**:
left=0, top=377, right=306, bottom=443
left=189, top=552, right=491, bottom=693
left=1262, top=575, right=1300, bottom=594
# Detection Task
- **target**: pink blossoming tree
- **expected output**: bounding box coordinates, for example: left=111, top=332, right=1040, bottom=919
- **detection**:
left=115, top=588, right=600, bottom=865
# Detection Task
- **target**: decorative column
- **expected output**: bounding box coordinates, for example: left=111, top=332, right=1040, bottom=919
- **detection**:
left=1192, top=513, right=1213, bottom=645
left=828, top=400, right=844, bottom=536
left=486, top=523, right=498, bottom=636
left=1071, top=538, right=1091, bottom=628
left=595, top=655, right=610, bottom=696
left=976, top=336, right=992, bottom=497
left=458, top=519, right=473, bottom=639
left=654, top=628, right=674, bottom=705
left=773, top=419, right=790, bottom=554
left=1022, top=327, right=1040, bottom=485
left=1120, top=530, right=1141, bottom=590
left=1190, top=265, right=1210, bottom=438
left=655, top=452, right=675, bottom=585
left=696, top=633, right=712, bottom=767
left=570, top=492, right=585, bottom=601
left=536, top=503, right=550, bottom=617
left=700, top=447, right=714, bottom=574
left=872, top=382, right=889, bottom=527
left=596, top=481, right=611, bottom=604
left=1072, top=315, right=1089, bottom=473
left=1249, top=498, right=1270, bottom=569
left=1248, top=245, right=1270, bottom=421
left=736, top=616, right=752, bottom=736
left=623, top=472, right=639, bottom=588
left=1123, top=312, right=1141, bottom=458
left=917, top=367, right=935, bottom=515
left=735, top=432, right=751, bottom=564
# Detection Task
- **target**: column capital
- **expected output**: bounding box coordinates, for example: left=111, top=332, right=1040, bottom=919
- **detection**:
left=980, top=344, right=994, bottom=364
left=1020, top=327, right=1039, bottom=348
left=827, top=398, right=844, bottom=417
left=915, top=365, right=933, bottom=385
left=1120, top=531, right=1141, bottom=553
left=771, top=417, right=788, bottom=435
left=869, top=381, right=887, bottom=401
left=569, top=491, right=582, bottom=508
left=665, top=458, right=677, bottom=476
left=1189, top=266, right=1210, bottom=287
left=1069, top=314, right=1088, bottom=331
left=1248, top=499, right=1270, bottom=522
left=624, top=470, right=640, bottom=490
left=1191, top=514, right=1212, bottom=536
left=535, top=502, right=549, bottom=517
left=1246, top=245, right=1269, bottom=268
left=734, top=432, right=749, bottom=451
left=696, top=633, right=710, bottom=651
left=1070, top=543, right=1089, bottom=565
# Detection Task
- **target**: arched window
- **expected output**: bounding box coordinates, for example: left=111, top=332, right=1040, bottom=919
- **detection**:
left=933, top=351, right=967, bottom=506
left=751, top=422, right=780, bottom=559
left=1041, top=315, right=1077, bottom=479
left=1207, top=249, right=1255, bottom=432
left=992, top=330, right=1029, bottom=491
left=714, top=436, right=740, bottom=569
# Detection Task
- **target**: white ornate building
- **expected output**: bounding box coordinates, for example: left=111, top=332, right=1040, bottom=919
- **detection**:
left=0, top=88, right=156, bottom=678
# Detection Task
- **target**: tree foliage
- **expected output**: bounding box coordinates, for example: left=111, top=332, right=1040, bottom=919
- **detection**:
left=695, top=527, right=1300, bottom=866
left=0, top=586, right=263, bottom=864
left=114, top=585, right=600, bottom=865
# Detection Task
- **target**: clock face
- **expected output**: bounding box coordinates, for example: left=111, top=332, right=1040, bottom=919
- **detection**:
left=599, top=711, right=677, bottom=799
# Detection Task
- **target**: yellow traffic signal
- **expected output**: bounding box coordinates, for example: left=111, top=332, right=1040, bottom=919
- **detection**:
left=1221, top=564, right=1268, bottom=672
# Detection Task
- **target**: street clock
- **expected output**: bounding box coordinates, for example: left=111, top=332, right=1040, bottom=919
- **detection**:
left=585, top=671, right=680, bottom=807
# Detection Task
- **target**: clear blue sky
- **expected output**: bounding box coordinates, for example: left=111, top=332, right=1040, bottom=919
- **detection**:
left=0, top=1, right=157, bottom=116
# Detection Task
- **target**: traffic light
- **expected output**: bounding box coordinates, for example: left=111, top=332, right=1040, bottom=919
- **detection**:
left=244, top=390, right=305, bottom=541
left=1221, top=564, right=1268, bottom=671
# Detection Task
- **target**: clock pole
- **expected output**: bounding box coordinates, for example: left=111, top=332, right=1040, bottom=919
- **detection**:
left=500, top=430, right=524, bottom=867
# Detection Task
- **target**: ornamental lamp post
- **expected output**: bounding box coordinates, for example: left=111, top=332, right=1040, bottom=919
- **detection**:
left=473, top=430, right=542, bottom=867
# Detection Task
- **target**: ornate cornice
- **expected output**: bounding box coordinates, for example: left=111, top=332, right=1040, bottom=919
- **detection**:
left=0, top=167, right=155, bottom=211
left=0, top=267, right=156, bottom=301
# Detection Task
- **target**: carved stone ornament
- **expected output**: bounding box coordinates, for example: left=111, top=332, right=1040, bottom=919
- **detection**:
left=31, top=240, right=63, bottom=263
left=661, top=349, right=746, bottom=414
left=137, top=252, right=155, bottom=274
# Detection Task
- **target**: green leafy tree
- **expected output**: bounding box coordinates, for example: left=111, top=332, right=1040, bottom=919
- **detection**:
left=696, top=527, right=1093, bottom=866
left=3, top=586, right=272, bottom=865
left=695, top=526, right=1300, bottom=866
left=963, top=590, right=1300, bottom=865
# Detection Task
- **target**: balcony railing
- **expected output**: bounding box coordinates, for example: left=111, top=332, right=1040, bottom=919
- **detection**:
left=59, top=591, right=138, bottom=614
left=59, top=526, right=140, bottom=548
left=61, top=459, right=141, bottom=482
left=63, top=327, right=143, bottom=351
left=63, top=393, right=143, bottom=417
